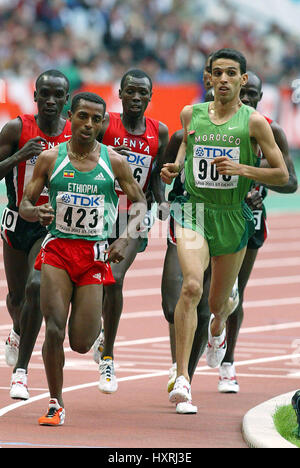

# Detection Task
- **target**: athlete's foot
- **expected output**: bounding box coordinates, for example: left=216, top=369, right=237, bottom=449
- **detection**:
left=98, top=356, right=118, bottom=393
left=38, top=399, right=65, bottom=426
left=169, top=375, right=191, bottom=404
left=5, top=329, right=20, bottom=367
left=10, top=368, right=29, bottom=400
left=206, top=314, right=227, bottom=368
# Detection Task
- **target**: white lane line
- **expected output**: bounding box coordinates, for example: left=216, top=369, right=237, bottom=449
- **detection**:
left=0, top=370, right=168, bottom=417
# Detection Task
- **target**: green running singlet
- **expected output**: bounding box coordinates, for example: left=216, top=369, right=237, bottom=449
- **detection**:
left=171, top=102, right=259, bottom=256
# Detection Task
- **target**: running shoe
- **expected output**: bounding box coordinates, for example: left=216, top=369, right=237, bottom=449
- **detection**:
left=10, top=368, right=29, bottom=400
left=169, top=375, right=191, bottom=404
left=92, top=328, right=105, bottom=364
left=98, top=356, right=118, bottom=393
left=5, top=329, right=19, bottom=367
left=176, top=400, right=198, bottom=414
left=38, top=399, right=65, bottom=426
left=206, top=314, right=227, bottom=368
left=218, top=362, right=240, bottom=393
left=167, top=362, right=177, bottom=393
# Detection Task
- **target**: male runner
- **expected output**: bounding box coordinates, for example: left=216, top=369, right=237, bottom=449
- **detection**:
left=19, top=92, right=146, bottom=426
left=0, top=70, right=70, bottom=399
left=93, top=69, right=169, bottom=393
left=161, top=48, right=288, bottom=410
left=218, top=70, right=298, bottom=393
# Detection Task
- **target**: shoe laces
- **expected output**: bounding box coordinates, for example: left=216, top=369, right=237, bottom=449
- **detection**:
left=100, top=359, right=114, bottom=379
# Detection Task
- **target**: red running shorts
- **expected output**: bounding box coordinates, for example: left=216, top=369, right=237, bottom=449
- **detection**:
left=34, top=236, right=115, bottom=286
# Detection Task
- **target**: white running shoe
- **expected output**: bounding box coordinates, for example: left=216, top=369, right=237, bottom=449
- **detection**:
left=10, top=368, right=29, bottom=400
left=206, top=314, right=227, bottom=368
left=176, top=400, right=197, bottom=414
left=218, top=362, right=240, bottom=393
left=167, top=363, right=177, bottom=393
left=229, top=278, right=239, bottom=314
left=93, top=328, right=105, bottom=364
left=5, top=329, right=20, bottom=367
left=169, top=375, right=191, bottom=404
left=98, top=356, right=118, bottom=394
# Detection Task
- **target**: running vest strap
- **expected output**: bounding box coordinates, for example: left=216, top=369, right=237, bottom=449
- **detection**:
left=5, top=114, right=72, bottom=210
left=47, top=142, right=119, bottom=241
left=102, top=112, right=159, bottom=195
left=185, top=103, right=258, bottom=206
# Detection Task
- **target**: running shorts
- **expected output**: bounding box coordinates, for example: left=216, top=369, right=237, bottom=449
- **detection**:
left=170, top=194, right=255, bottom=257
left=34, top=235, right=115, bottom=286
left=1, top=207, right=47, bottom=254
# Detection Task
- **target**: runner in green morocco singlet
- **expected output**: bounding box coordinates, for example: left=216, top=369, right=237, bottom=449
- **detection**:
left=47, top=141, right=118, bottom=241
left=172, top=102, right=258, bottom=256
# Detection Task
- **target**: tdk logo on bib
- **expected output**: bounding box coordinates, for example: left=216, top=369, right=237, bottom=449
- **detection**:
left=126, top=152, right=151, bottom=167
left=194, top=146, right=239, bottom=159
left=60, top=192, right=103, bottom=207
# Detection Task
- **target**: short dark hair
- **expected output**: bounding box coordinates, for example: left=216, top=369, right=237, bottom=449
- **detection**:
left=35, top=69, right=70, bottom=92
left=120, top=68, right=152, bottom=91
left=71, top=92, right=106, bottom=114
left=210, top=48, right=247, bottom=74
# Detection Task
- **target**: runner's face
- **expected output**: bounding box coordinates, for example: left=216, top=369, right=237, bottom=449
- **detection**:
left=211, top=58, right=247, bottom=103
left=70, top=100, right=105, bottom=144
left=119, top=76, right=152, bottom=117
left=34, top=76, right=69, bottom=119
left=240, top=76, right=262, bottom=109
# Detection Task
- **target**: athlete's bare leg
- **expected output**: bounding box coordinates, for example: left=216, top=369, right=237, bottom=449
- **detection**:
left=174, top=224, right=210, bottom=382
left=40, top=263, right=103, bottom=408
left=2, top=241, right=28, bottom=335
left=102, top=237, right=143, bottom=359
left=224, top=247, right=258, bottom=363
left=14, top=237, right=44, bottom=372
left=209, top=247, right=247, bottom=337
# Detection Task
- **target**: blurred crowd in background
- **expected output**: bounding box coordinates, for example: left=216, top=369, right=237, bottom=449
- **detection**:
left=0, top=0, right=299, bottom=90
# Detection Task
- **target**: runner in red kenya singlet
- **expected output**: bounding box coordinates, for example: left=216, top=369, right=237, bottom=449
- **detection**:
left=93, top=69, right=169, bottom=394
left=0, top=70, right=70, bottom=400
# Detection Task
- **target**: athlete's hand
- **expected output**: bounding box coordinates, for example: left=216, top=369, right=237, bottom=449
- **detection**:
left=17, top=137, right=47, bottom=162
left=112, top=145, right=131, bottom=156
left=37, top=203, right=54, bottom=226
left=211, top=156, right=241, bottom=176
left=160, top=163, right=180, bottom=184
left=105, top=238, right=128, bottom=264
left=245, top=188, right=263, bottom=210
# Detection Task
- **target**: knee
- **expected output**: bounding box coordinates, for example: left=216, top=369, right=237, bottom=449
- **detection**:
left=45, top=319, right=65, bottom=346
left=25, top=277, right=40, bottom=304
left=69, top=337, right=93, bottom=354
left=181, top=278, right=203, bottom=305
left=7, top=290, right=23, bottom=309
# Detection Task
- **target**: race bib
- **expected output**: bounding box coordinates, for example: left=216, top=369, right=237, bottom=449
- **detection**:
left=55, top=191, right=104, bottom=236
left=193, top=145, right=240, bottom=189
left=93, top=240, right=109, bottom=262
left=115, top=151, right=152, bottom=191
left=1, top=207, right=18, bottom=232
left=252, top=209, right=263, bottom=231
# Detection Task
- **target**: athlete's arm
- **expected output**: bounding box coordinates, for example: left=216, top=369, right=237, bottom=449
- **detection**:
left=259, top=121, right=298, bottom=193
left=19, top=149, right=56, bottom=225
left=148, top=122, right=169, bottom=217
left=0, top=118, right=46, bottom=180
left=160, top=106, right=192, bottom=184
left=212, top=112, right=289, bottom=186
left=109, top=147, right=147, bottom=236
left=162, top=129, right=184, bottom=165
